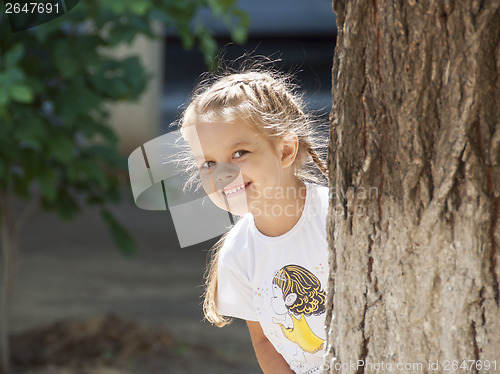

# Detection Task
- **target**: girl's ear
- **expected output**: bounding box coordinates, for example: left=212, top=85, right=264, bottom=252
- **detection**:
left=279, top=132, right=299, bottom=168
left=285, top=293, right=298, bottom=306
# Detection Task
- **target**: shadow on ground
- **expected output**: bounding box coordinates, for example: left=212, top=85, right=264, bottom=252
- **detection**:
left=10, top=195, right=260, bottom=374
left=11, top=314, right=250, bottom=374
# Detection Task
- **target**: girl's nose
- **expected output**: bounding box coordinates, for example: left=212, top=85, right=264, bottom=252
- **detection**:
left=216, top=165, right=236, bottom=181
left=200, top=163, right=241, bottom=194
left=214, top=164, right=240, bottom=183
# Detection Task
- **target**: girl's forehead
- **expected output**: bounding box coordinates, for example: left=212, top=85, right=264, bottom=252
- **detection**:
left=188, top=119, right=258, bottom=133
left=184, top=121, right=268, bottom=149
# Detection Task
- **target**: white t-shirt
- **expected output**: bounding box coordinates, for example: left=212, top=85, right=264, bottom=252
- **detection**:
left=217, top=183, right=329, bottom=374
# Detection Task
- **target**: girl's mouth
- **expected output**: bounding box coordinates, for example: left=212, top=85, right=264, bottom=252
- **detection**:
left=223, top=182, right=251, bottom=197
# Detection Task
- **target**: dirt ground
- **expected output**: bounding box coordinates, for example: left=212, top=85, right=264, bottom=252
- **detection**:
left=9, top=196, right=261, bottom=374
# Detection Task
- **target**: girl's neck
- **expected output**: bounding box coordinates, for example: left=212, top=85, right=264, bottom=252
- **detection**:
left=252, top=179, right=307, bottom=237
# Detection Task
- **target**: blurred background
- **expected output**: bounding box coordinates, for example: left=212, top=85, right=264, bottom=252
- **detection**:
left=2, top=0, right=336, bottom=373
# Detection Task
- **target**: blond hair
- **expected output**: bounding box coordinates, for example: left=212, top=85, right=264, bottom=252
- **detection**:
left=179, top=67, right=328, bottom=327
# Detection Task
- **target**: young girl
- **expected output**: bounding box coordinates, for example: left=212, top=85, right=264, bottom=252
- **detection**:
left=179, top=68, right=329, bottom=374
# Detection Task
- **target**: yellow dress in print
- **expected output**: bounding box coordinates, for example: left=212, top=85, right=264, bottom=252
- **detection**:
left=278, top=314, right=324, bottom=354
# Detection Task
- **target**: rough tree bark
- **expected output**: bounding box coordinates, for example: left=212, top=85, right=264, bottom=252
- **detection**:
left=326, top=1, right=500, bottom=373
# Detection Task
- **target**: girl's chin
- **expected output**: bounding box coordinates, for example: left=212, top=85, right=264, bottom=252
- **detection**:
left=225, top=202, right=249, bottom=216
left=211, top=197, right=249, bottom=216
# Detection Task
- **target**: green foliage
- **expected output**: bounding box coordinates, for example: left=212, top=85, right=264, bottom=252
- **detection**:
left=0, top=0, right=248, bottom=254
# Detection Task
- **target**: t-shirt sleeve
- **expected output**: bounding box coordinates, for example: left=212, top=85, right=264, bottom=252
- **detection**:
left=216, top=245, right=258, bottom=322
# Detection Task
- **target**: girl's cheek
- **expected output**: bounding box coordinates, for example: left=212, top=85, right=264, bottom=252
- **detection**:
left=235, top=162, right=248, bottom=175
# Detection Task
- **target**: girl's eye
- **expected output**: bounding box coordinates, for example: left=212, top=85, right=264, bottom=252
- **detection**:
left=201, top=161, right=216, bottom=169
left=233, top=150, right=248, bottom=158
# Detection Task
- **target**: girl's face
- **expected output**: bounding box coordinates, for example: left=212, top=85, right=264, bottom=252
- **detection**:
left=272, top=284, right=288, bottom=315
left=184, top=120, right=289, bottom=216
left=272, top=283, right=297, bottom=315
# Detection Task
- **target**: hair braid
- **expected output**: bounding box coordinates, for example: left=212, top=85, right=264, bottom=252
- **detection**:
left=308, top=144, right=329, bottom=179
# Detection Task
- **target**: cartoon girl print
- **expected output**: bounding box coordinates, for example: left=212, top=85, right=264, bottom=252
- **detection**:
left=271, top=265, right=326, bottom=360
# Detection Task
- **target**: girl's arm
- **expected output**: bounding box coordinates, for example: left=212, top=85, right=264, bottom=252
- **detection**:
left=246, top=320, right=295, bottom=374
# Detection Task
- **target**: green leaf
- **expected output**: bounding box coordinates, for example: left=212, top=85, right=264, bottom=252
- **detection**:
left=77, top=118, right=118, bottom=144
left=9, top=85, right=34, bottom=103
left=19, top=149, right=41, bottom=180
left=0, top=90, right=8, bottom=106
left=5, top=44, right=24, bottom=67
left=76, top=158, right=108, bottom=189
left=108, top=25, right=137, bottom=46
left=50, top=135, right=74, bottom=162
left=53, top=40, right=80, bottom=78
left=13, top=115, right=46, bottom=149
left=128, top=16, right=154, bottom=37
left=52, top=189, right=80, bottom=220
left=149, top=9, right=172, bottom=24
left=3, top=68, right=24, bottom=83
left=196, top=27, right=217, bottom=69
left=128, top=1, right=150, bottom=16
left=54, top=79, right=103, bottom=121
left=39, top=170, right=57, bottom=202
left=85, top=144, right=121, bottom=164
left=230, top=25, right=248, bottom=45
left=101, top=209, right=137, bottom=256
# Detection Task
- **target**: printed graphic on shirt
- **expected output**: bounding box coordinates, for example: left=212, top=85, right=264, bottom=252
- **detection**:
left=271, top=264, right=326, bottom=363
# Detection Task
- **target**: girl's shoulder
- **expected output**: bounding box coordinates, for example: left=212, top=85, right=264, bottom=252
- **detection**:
left=305, top=182, right=329, bottom=212
left=307, top=182, right=329, bottom=196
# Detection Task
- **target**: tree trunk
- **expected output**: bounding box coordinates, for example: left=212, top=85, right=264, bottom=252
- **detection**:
left=326, top=1, right=500, bottom=373
left=0, top=192, right=19, bottom=374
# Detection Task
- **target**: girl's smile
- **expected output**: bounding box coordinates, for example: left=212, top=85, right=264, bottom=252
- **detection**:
left=223, top=181, right=251, bottom=197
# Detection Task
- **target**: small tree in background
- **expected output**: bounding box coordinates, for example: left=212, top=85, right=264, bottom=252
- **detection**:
left=0, top=1, right=248, bottom=373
